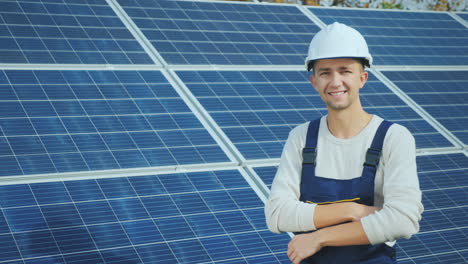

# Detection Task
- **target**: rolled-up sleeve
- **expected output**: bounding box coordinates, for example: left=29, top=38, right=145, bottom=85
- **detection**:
left=361, top=125, right=423, bottom=244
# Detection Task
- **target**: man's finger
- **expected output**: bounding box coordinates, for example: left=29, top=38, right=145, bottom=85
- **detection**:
left=289, top=251, right=297, bottom=264
left=287, top=240, right=294, bottom=256
left=287, top=247, right=293, bottom=261
left=292, top=254, right=301, bottom=264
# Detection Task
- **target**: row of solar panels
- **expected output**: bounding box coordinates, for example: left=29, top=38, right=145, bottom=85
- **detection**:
left=0, top=0, right=467, bottom=66
left=0, top=68, right=466, bottom=176
left=0, top=152, right=467, bottom=263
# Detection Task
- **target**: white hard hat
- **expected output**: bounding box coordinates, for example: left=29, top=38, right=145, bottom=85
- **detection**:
left=305, top=22, right=372, bottom=71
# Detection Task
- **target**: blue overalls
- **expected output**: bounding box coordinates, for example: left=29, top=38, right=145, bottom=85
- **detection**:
left=299, top=118, right=397, bottom=264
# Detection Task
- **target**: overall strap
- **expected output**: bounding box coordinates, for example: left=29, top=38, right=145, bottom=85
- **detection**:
left=363, top=120, right=393, bottom=177
left=302, top=118, right=321, bottom=166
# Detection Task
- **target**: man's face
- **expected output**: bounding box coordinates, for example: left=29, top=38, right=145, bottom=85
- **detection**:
left=310, top=58, right=368, bottom=111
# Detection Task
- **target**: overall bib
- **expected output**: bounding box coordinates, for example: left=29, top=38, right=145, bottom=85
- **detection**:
left=298, top=119, right=397, bottom=264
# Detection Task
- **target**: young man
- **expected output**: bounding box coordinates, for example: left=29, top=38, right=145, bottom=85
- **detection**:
left=265, top=22, right=423, bottom=264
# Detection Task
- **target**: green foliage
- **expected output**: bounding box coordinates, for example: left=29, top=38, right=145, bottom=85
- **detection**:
left=380, top=1, right=403, bottom=9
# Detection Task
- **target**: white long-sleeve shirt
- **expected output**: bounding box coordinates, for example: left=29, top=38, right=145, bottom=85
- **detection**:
left=265, top=115, right=423, bottom=245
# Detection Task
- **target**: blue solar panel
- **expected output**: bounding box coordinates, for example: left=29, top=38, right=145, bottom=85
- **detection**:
left=395, top=153, right=468, bottom=263
left=177, top=70, right=453, bottom=160
left=383, top=71, right=468, bottom=145
left=457, top=12, right=468, bottom=22
left=0, top=169, right=290, bottom=263
left=0, top=0, right=152, bottom=64
left=254, top=166, right=277, bottom=188
left=117, top=0, right=319, bottom=65
left=310, top=8, right=468, bottom=66
left=0, top=69, right=229, bottom=176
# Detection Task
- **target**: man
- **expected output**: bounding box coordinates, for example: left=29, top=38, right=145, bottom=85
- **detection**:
left=265, top=22, right=423, bottom=264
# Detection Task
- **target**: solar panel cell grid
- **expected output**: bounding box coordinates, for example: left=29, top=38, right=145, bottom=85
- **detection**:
left=0, top=0, right=153, bottom=64
left=118, top=0, right=319, bottom=66
left=0, top=69, right=230, bottom=176
left=396, top=153, right=468, bottom=263
left=457, top=12, right=468, bottom=22
left=384, top=71, right=468, bottom=145
left=0, top=170, right=290, bottom=263
left=254, top=166, right=277, bottom=188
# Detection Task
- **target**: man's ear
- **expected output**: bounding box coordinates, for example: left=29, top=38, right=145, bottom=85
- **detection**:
left=359, top=71, right=369, bottom=89
left=310, top=74, right=319, bottom=92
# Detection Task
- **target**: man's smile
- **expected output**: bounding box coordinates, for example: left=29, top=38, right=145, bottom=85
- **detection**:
left=328, top=90, right=347, bottom=97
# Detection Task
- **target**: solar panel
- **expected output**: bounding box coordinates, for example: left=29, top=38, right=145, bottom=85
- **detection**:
left=176, top=69, right=453, bottom=160
left=310, top=8, right=468, bottom=66
left=253, top=166, right=277, bottom=188
left=0, top=169, right=290, bottom=263
left=116, top=0, right=320, bottom=65
left=0, top=69, right=230, bottom=176
left=0, top=0, right=153, bottom=64
left=383, top=70, right=468, bottom=146
left=457, top=12, right=468, bottom=22
left=396, top=153, right=468, bottom=263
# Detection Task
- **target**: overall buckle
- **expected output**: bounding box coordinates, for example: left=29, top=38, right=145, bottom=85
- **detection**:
left=364, top=148, right=381, bottom=167
left=302, top=147, right=317, bottom=165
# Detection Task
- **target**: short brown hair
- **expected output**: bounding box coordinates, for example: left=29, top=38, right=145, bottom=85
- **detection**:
left=308, top=58, right=370, bottom=72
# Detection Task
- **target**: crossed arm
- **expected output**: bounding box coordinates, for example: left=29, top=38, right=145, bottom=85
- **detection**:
left=287, top=202, right=381, bottom=264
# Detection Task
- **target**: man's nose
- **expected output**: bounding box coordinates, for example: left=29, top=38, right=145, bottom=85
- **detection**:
left=330, top=72, right=342, bottom=88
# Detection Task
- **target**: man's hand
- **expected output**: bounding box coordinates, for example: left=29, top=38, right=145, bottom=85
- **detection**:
left=287, top=221, right=371, bottom=263
left=287, top=232, right=324, bottom=264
